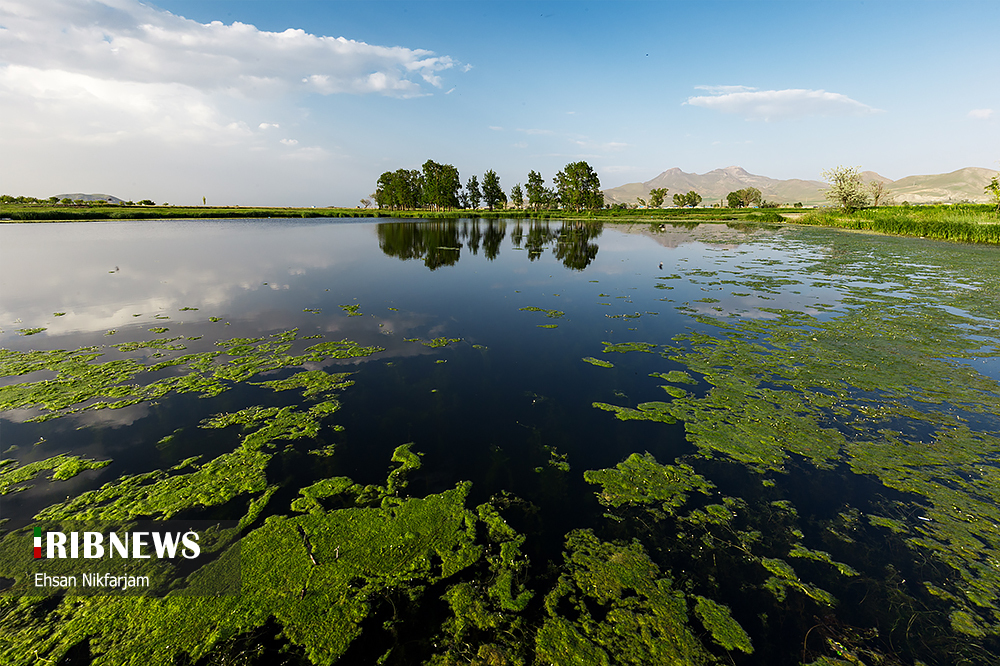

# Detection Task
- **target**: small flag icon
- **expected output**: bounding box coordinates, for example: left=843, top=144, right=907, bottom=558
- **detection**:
left=33, top=526, right=42, bottom=559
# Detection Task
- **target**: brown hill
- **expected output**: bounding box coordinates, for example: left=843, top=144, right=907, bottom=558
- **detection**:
left=603, top=166, right=999, bottom=207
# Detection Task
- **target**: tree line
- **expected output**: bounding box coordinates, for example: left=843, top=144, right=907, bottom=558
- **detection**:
left=373, top=160, right=604, bottom=213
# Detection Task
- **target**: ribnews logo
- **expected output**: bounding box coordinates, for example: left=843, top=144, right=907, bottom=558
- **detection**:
left=32, top=525, right=201, bottom=560
left=2, top=520, right=240, bottom=598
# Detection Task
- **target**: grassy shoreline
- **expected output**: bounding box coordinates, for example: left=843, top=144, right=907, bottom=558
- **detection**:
left=3, top=203, right=998, bottom=244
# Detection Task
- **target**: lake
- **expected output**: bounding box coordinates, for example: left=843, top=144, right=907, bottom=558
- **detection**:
left=2, top=218, right=999, bottom=665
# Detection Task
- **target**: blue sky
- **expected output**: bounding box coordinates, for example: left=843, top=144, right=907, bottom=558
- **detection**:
left=1, top=0, right=997, bottom=206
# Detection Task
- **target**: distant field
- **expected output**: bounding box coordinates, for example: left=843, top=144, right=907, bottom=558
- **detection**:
left=0, top=202, right=796, bottom=223
left=3, top=202, right=998, bottom=244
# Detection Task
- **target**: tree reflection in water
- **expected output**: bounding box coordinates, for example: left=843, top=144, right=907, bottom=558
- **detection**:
left=377, top=219, right=604, bottom=271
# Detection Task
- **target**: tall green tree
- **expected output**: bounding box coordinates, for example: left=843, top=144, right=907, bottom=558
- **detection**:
left=674, top=191, right=702, bottom=207
left=726, top=188, right=762, bottom=208
left=554, top=161, right=603, bottom=212
left=375, top=169, right=422, bottom=209
left=510, top=183, right=524, bottom=209
left=482, top=170, right=506, bottom=211
left=421, top=160, right=461, bottom=210
left=525, top=171, right=546, bottom=211
left=648, top=188, right=668, bottom=208
left=466, top=175, right=481, bottom=209
left=822, top=166, right=870, bottom=211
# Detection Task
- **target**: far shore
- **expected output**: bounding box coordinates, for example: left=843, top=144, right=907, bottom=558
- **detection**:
left=1, top=203, right=997, bottom=245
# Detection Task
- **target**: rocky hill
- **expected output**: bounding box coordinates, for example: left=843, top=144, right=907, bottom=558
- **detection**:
left=603, top=166, right=998, bottom=207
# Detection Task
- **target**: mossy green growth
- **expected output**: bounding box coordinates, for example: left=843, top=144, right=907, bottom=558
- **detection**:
left=601, top=341, right=656, bottom=353
left=0, top=454, right=111, bottom=494
left=537, top=324, right=558, bottom=329
left=582, top=356, right=613, bottom=368
left=583, top=453, right=713, bottom=518
left=148, top=327, right=169, bottom=334
left=519, top=306, right=565, bottom=319
left=16, top=327, right=46, bottom=336
left=536, top=529, right=714, bottom=665
left=692, top=596, right=753, bottom=653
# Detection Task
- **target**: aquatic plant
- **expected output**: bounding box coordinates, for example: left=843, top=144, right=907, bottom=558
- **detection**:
left=518, top=306, right=565, bottom=319
left=582, top=356, right=613, bottom=368
left=0, top=454, right=111, bottom=494
left=584, top=452, right=713, bottom=522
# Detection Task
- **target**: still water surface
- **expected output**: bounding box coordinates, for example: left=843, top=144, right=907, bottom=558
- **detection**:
left=2, top=218, right=999, bottom=665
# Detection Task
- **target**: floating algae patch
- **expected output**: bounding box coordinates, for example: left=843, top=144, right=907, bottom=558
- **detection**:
left=0, top=329, right=381, bottom=422
left=583, top=452, right=713, bottom=517
left=535, top=529, right=715, bottom=665
left=410, top=336, right=461, bottom=348
left=0, top=454, right=111, bottom=494
left=649, top=370, right=697, bottom=384
left=601, top=340, right=656, bottom=354
left=250, top=370, right=354, bottom=398
left=582, top=356, right=613, bottom=368
left=519, top=306, right=565, bottom=319
left=592, top=400, right=676, bottom=424
left=339, top=303, right=362, bottom=316
left=537, top=324, right=558, bottom=329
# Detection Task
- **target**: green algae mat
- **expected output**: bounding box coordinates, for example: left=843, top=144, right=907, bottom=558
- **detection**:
left=1, top=218, right=999, bottom=664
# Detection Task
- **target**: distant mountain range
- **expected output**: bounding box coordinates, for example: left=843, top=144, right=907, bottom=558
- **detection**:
left=53, top=193, right=124, bottom=203
left=602, top=166, right=999, bottom=207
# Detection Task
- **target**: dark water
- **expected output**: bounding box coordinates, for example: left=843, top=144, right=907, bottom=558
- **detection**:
left=2, top=218, right=1000, bottom=665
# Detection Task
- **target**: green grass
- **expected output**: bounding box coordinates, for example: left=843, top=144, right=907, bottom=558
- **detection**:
left=795, top=204, right=1000, bottom=244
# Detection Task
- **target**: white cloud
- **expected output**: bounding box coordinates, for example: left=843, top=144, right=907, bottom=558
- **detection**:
left=280, top=138, right=299, bottom=146
left=686, top=87, right=880, bottom=120
left=516, top=128, right=554, bottom=135
left=0, top=0, right=463, bottom=147
left=488, top=125, right=504, bottom=131
left=969, top=108, right=994, bottom=120
left=1, top=0, right=461, bottom=98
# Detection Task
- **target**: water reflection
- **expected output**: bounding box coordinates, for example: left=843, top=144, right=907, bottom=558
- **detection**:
left=377, top=219, right=603, bottom=271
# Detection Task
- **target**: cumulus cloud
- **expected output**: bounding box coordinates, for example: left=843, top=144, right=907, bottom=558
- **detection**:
left=686, top=87, right=880, bottom=120
left=968, top=108, right=994, bottom=120
left=0, top=0, right=463, bottom=148
left=0, top=0, right=460, bottom=98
